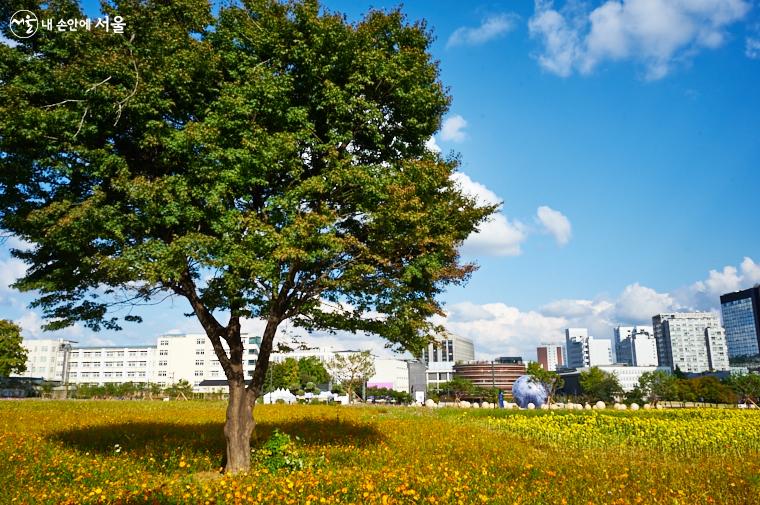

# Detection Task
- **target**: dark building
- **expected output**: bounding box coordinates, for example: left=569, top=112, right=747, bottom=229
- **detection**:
left=495, top=356, right=523, bottom=364
left=453, top=361, right=526, bottom=391
left=721, top=286, right=760, bottom=359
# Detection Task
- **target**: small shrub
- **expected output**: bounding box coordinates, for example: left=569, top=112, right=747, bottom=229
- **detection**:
left=253, top=429, right=305, bottom=472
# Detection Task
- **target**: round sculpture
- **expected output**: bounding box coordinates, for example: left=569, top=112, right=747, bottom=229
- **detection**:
left=511, top=375, right=548, bottom=409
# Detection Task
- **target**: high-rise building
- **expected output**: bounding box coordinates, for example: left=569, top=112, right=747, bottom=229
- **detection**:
left=565, top=328, right=588, bottom=368
left=614, top=326, right=657, bottom=366
left=565, top=329, right=612, bottom=368
left=720, top=286, right=760, bottom=359
left=420, top=332, right=474, bottom=389
left=652, top=312, right=730, bottom=373
left=536, top=343, right=564, bottom=371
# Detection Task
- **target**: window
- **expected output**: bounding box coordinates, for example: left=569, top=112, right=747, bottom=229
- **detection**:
left=160, top=340, right=169, bottom=346
left=195, top=360, right=204, bottom=366
left=248, top=337, right=262, bottom=345
left=159, top=350, right=168, bottom=356
left=70, top=372, right=78, bottom=378
left=211, top=370, right=219, bottom=377
left=105, top=362, right=113, bottom=367
left=106, top=351, right=114, bottom=357
left=140, top=350, right=148, bottom=356
left=196, top=349, right=205, bottom=355
left=116, top=351, right=124, bottom=357
left=194, top=370, right=203, bottom=377
left=247, top=371, right=254, bottom=377
left=129, top=351, right=137, bottom=357
left=196, top=338, right=204, bottom=345
left=127, top=371, right=136, bottom=377
left=128, top=361, right=138, bottom=367
left=82, top=361, right=91, bottom=367
left=139, top=361, right=147, bottom=367
left=138, top=372, right=146, bottom=377
left=248, top=360, right=256, bottom=366
left=115, top=372, right=123, bottom=377
left=248, top=349, right=258, bottom=355
left=104, top=372, right=112, bottom=378
left=70, top=362, right=78, bottom=368
left=158, top=371, right=167, bottom=377
left=158, top=360, right=167, bottom=366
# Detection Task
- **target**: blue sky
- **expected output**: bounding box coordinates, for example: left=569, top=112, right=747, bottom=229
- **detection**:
left=2, top=0, right=759, bottom=359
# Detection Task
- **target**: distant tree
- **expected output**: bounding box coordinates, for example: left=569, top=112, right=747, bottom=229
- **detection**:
left=269, top=358, right=301, bottom=391
left=298, top=356, right=330, bottom=387
left=728, top=373, right=760, bottom=406
left=437, top=377, right=476, bottom=402
left=638, top=370, right=675, bottom=406
left=327, top=351, right=376, bottom=403
left=0, top=320, right=27, bottom=377
left=165, top=379, right=193, bottom=399
left=526, top=361, right=564, bottom=405
left=579, top=367, right=622, bottom=403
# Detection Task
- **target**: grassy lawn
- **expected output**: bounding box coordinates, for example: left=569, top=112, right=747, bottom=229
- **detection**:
left=1, top=401, right=758, bottom=504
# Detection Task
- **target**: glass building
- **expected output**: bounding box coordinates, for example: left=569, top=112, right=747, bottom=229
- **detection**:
left=720, top=287, right=760, bottom=359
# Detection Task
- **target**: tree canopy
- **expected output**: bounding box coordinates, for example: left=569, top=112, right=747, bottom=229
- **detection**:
left=579, top=366, right=622, bottom=403
left=0, top=0, right=493, bottom=472
left=0, top=320, right=27, bottom=377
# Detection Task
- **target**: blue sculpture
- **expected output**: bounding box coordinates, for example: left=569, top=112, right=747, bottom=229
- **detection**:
left=511, top=375, right=548, bottom=409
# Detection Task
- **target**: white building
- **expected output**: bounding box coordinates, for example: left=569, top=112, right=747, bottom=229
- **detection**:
left=367, top=359, right=410, bottom=392
left=575, top=365, right=670, bottom=392
left=614, top=326, right=658, bottom=367
left=652, top=312, right=730, bottom=373
left=20, top=333, right=261, bottom=391
left=566, top=329, right=612, bottom=368
left=17, top=338, right=75, bottom=382
left=68, top=345, right=156, bottom=385
left=420, top=332, right=475, bottom=389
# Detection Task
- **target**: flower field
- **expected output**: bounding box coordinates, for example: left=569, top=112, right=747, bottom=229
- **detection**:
left=1, top=401, right=759, bottom=504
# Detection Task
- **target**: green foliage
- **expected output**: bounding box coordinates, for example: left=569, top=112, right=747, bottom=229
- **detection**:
left=579, top=367, right=622, bottom=403
left=254, top=429, right=306, bottom=472
left=298, top=357, right=330, bottom=387
left=365, top=387, right=412, bottom=404
left=165, top=380, right=193, bottom=398
left=727, top=373, right=760, bottom=405
left=0, top=320, right=27, bottom=377
left=638, top=370, right=675, bottom=406
left=526, top=361, right=564, bottom=404
left=436, top=377, right=476, bottom=401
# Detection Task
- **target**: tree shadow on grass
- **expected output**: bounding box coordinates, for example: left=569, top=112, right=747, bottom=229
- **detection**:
left=48, top=417, right=383, bottom=458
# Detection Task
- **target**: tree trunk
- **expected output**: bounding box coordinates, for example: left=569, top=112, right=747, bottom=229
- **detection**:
left=224, top=380, right=254, bottom=474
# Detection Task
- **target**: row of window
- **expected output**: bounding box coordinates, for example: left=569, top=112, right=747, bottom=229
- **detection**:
left=70, top=371, right=146, bottom=378
left=70, top=350, right=149, bottom=358
left=70, top=361, right=148, bottom=368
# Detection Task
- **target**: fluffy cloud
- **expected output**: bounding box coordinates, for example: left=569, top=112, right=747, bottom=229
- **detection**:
left=529, top=0, right=751, bottom=79
left=447, top=14, right=518, bottom=48
left=536, top=205, right=572, bottom=245
left=450, top=172, right=527, bottom=257
left=0, top=257, right=27, bottom=295
left=14, top=310, right=87, bottom=341
left=425, top=136, right=441, bottom=153
left=614, top=283, right=677, bottom=323
left=440, top=115, right=468, bottom=142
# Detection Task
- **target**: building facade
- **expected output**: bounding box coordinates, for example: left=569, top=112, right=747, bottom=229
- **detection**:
left=720, top=286, right=760, bottom=359
left=453, top=361, right=526, bottom=391
left=652, top=312, right=730, bottom=373
left=614, top=326, right=657, bottom=366
left=536, top=343, right=564, bottom=371
left=560, top=365, right=669, bottom=394
left=420, top=332, right=475, bottom=389
left=565, top=329, right=612, bottom=368
left=18, top=338, right=75, bottom=382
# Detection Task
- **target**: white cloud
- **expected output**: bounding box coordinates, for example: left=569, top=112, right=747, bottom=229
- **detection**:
left=14, top=310, right=87, bottom=340
left=615, top=283, right=676, bottom=323
left=440, top=115, right=468, bottom=142
left=741, top=257, right=760, bottom=284
left=536, top=205, right=572, bottom=245
left=450, top=172, right=527, bottom=257
left=0, top=257, right=27, bottom=294
left=529, top=0, right=751, bottom=79
left=447, top=14, right=518, bottom=48
left=747, top=36, right=760, bottom=58
left=425, top=136, right=441, bottom=153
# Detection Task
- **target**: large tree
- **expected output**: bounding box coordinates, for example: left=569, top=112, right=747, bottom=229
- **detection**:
left=0, top=320, right=27, bottom=377
left=0, top=0, right=493, bottom=472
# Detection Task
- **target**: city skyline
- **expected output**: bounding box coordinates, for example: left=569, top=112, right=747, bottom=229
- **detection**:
left=2, top=0, right=760, bottom=361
